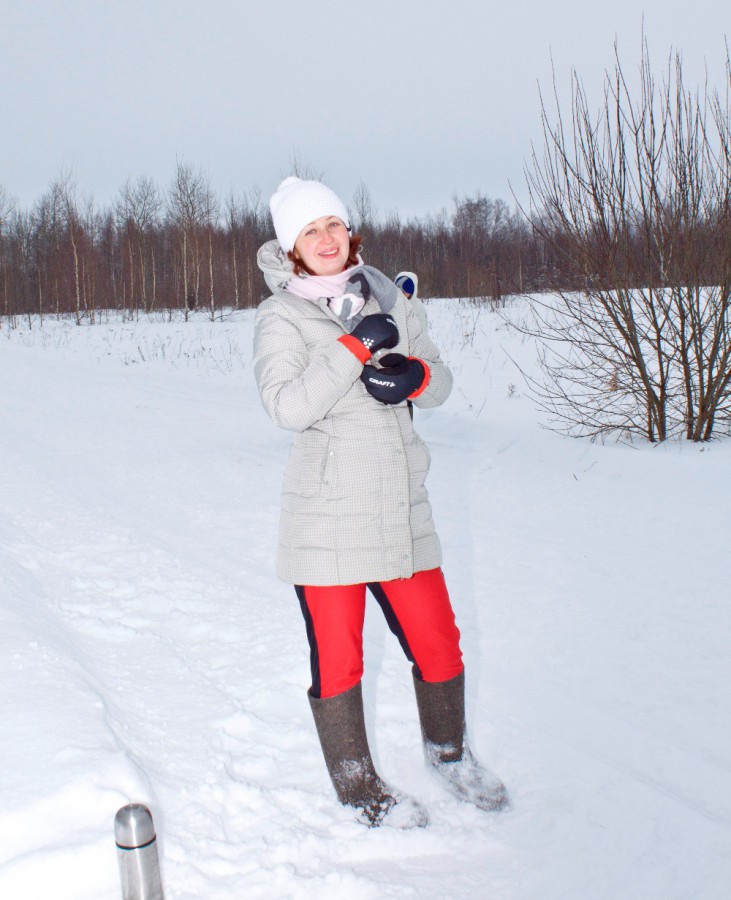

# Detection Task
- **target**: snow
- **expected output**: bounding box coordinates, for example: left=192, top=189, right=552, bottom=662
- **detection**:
left=1, top=300, right=729, bottom=899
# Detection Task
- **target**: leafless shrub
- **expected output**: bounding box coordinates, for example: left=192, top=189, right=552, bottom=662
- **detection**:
left=521, top=41, right=731, bottom=441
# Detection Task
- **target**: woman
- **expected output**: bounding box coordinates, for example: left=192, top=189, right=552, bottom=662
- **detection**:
left=254, top=176, right=507, bottom=828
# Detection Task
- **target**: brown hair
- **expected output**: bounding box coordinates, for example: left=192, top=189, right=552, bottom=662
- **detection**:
left=288, top=233, right=363, bottom=277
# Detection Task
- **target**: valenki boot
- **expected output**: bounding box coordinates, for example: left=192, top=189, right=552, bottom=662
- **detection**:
left=413, top=669, right=508, bottom=811
left=309, top=682, right=428, bottom=828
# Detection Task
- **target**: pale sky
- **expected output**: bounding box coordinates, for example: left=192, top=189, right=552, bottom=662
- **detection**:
left=1, top=0, right=728, bottom=220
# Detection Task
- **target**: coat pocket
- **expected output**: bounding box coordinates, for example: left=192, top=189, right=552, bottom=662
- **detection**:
left=284, top=434, right=338, bottom=499
left=408, top=432, right=432, bottom=479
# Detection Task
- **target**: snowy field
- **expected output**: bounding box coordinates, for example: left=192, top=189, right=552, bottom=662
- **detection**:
left=1, top=298, right=729, bottom=899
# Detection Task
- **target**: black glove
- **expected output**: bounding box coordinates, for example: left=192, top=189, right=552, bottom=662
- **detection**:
left=360, top=353, right=429, bottom=404
left=346, top=266, right=400, bottom=312
left=345, top=314, right=399, bottom=355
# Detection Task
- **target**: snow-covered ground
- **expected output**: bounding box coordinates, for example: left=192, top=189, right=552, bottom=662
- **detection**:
left=1, top=299, right=729, bottom=899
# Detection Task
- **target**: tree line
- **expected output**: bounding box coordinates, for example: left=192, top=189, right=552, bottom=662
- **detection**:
left=1, top=141, right=727, bottom=331
left=0, top=164, right=585, bottom=325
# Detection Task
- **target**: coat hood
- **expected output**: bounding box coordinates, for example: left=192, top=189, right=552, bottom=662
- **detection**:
left=395, top=271, right=419, bottom=297
left=257, top=239, right=295, bottom=294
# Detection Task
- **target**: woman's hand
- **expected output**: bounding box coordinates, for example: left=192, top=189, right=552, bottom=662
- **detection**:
left=339, top=314, right=399, bottom=363
left=360, top=353, right=430, bottom=404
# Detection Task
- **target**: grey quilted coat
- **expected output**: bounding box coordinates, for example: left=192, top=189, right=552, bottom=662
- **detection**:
left=253, top=240, right=453, bottom=586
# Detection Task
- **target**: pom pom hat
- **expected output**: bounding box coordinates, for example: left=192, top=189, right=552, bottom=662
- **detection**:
left=270, top=176, right=350, bottom=252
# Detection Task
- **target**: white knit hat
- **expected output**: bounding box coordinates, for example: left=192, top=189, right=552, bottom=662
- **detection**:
left=269, top=176, right=350, bottom=252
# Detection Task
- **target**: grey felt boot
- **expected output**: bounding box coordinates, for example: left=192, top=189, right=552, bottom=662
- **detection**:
left=309, top=682, right=428, bottom=828
left=413, top=669, right=508, bottom=811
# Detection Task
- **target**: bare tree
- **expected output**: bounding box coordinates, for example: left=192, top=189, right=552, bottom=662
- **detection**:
left=452, top=194, right=516, bottom=302
left=0, top=185, right=16, bottom=321
left=286, top=149, right=323, bottom=181
left=351, top=179, right=377, bottom=235
left=202, top=178, right=219, bottom=321
left=521, top=41, right=731, bottom=441
left=29, top=179, right=67, bottom=318
left=225, top=191, right=242, bottom=310
left=49, top=173, right=87, bottom=326
left=167, top=161, right=209, bottom=320
left=79, top=195, right=101, bottom=323
left=117, top=176, right=162, bottom=314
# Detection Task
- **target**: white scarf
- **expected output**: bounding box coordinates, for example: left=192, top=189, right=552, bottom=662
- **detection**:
left=285, top=259, right=366, bottom=320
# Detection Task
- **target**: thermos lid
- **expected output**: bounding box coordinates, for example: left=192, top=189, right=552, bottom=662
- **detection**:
left=115, top=804, right=156, bottom=849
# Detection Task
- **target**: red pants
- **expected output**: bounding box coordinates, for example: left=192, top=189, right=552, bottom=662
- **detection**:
left=295, top=568, right=464, bottom=699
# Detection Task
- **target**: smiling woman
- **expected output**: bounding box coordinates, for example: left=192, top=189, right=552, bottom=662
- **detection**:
left=252, top=176, right=508, bottom=829
left=291, top=216, right=352, bottom=276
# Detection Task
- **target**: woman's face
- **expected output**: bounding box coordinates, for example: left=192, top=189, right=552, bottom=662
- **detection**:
left=293, top=216, right=350, bottom=276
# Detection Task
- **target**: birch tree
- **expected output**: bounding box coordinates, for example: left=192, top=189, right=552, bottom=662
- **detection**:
left=0, top=186, right=15, bottom=320
left=117, top=176, right=162, bottom=313
left=168, top=161, right=208, bottom=320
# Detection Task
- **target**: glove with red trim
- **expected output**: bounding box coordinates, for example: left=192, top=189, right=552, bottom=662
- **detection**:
left=338, top=314, right=399, bottom=363
left=360, top=353, right=430, bottom=404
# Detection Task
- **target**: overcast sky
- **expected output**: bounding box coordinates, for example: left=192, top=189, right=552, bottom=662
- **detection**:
left=1, top=0, right=728, bottom=221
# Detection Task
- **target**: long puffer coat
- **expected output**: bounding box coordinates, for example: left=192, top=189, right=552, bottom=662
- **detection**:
left=253, top=240, right=453, bottom=586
